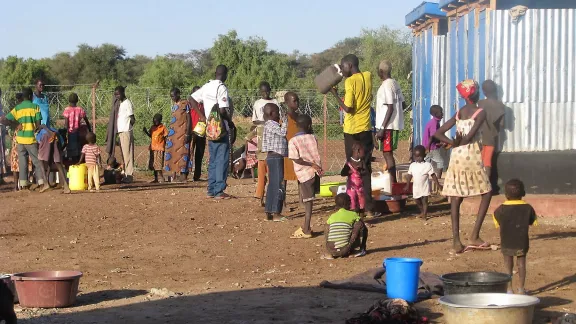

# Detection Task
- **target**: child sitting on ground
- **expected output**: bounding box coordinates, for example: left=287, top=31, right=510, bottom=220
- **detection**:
left=232, top=145, right=247, bottom=179
left=103, top=157, right=123, bottom=185
left=493, top=179, right=537, bottom=295
left=323, top=193, right=368, bottom=259
left=288, top=114, right=322, bottom=239
left=404, top=145, right=442, bottom=220
left=78, top=132, right=101, bottom=191
left=143, top=113, right=168, bottom=183
left=341, top=142, right=367, bottom=216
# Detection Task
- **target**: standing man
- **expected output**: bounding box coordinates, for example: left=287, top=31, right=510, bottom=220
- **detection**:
left=1, top=87, right=50, bottom=192
left=33, top=79, right=50, bottom=127
left=478, top=80, right=505, bottom=190
left=190, top=65, right=234, bottom=200
left=329, top=54, right=378, bottom=217
left=190, top=86, right=206, bottom=181
left=375, top=60, right=407, bottom=183
left=115, top=86, right=136, bottom=183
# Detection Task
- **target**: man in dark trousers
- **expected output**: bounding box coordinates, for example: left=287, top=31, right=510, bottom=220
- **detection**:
left=329, top=54, right=380, bottom=217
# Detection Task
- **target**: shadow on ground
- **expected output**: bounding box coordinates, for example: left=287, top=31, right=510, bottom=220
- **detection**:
left=18, top=287, right=442, bottom=324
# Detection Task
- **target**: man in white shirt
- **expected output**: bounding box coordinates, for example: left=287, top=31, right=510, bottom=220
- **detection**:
left=375, top=60, right=406, bottom=183
left=252, top=81, right=278, bottom=125
left=190, top=65, right=234, bottom=199
left=115, top=86, right=136, bottom=183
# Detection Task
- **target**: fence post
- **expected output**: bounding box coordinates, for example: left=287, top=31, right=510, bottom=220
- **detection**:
left=323, top=95, right=327, bottom=170
left=91, top=80, right=100, bottom=131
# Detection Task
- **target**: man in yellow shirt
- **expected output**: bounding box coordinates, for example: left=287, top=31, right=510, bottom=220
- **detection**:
left=330, top=54, right=378, bottom=217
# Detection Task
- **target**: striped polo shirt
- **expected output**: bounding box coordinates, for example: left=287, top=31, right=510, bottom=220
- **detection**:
left=326, top=208, right=361, bottom=249
left=6, top=100, right=42, bottom=145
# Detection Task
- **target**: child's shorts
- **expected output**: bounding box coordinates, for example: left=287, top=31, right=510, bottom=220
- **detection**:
left=148, top=150, right=164, bottom=171
left=426, top=148, right=447, bottom=171
left=299, top=175, right=319, bottom=203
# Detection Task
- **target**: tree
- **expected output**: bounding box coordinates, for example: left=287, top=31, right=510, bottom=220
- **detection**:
left=138, top=56, right=197, bottom=89
left=0, top=56, right=52, bottom=87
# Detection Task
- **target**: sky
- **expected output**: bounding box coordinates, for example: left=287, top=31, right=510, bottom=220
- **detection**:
left=0, top=0, right=424, bottom=59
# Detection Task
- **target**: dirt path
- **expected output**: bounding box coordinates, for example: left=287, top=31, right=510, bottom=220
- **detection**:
left=0, top=176, right=574, bottom=323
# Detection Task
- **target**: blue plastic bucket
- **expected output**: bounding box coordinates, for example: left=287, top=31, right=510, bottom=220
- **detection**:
left=384, top=257, right=423, bottom=302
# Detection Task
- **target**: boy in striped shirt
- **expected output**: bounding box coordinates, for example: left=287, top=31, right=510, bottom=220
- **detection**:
left=324, top=193, right=368, bottom=259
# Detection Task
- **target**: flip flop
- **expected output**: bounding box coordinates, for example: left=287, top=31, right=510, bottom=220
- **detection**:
left=464, top=242, right=491, bottom=252
left=290, top=227, right=313, bottom=239
left=273, top=216, right=287, bottom=222
left=349, top=250, right=367, bottom=258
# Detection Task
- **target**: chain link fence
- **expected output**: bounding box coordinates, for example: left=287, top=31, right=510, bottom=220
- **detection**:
left=0, top=84, right=411, bottom=174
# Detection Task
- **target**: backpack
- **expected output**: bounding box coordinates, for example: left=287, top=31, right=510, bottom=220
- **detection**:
left=206, top=84, right=228, bottom=141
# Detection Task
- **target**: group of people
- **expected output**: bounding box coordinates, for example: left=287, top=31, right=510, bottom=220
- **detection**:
left=0, top=56, right=537, bottom=293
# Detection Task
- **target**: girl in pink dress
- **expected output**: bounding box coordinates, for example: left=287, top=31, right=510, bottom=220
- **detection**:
left=345, top=142, right=366, bottom=213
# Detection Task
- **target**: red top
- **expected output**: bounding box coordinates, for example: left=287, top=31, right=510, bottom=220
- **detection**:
left=191, top=103, right=205, bottom=129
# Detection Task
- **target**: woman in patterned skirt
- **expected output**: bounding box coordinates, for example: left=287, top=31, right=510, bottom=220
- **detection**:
left=164, top=88, right=192, bottom=182
left=434, top=79, right=492, bottom=255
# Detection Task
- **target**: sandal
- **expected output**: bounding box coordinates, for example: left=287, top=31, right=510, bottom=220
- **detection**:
left=290, top=227, right=313, bottom=239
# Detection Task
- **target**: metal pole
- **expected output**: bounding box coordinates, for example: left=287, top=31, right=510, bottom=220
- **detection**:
left=323, top=95, right=327, bottom=170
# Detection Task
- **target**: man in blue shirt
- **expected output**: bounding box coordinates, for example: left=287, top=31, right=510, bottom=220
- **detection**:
left=33, top=79, right=50, bottom=126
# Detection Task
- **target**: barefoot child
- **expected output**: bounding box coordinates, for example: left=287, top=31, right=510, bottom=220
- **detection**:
left=288, top=114, right=322, bottom=239
left=342, top=142, right=367, bottom=216
left=261, top=103, right=287, bottom=221
left=404, top=145, right=442, bottom=220
left=63, top=93, right=91, bottom=163
left=493, top=179, right=537, bottom=294
left=143, top=113, right=168, bottom=183
left=78, top=132, right=101, bottom=191
left=244, top=126, right=259, bottom=181
left=324, top=193, right=368, bottom=258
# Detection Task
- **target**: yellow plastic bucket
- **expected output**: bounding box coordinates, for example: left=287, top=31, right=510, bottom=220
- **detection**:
left=69, top=164, right=87, bottom=191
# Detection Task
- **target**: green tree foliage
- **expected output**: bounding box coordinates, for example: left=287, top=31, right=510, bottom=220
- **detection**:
left=0, top=26, right=413, bottom=96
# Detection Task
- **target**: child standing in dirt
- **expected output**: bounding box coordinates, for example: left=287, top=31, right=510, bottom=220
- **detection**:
left=143, top=113, right=168, bottom=183
left=423, top=105, right=448, bottom=179
left=288, top=114, right=322, bottom=239
left=493, top=179, right=537, bottom=295
left=261, top=103, right=288, bottom=221
left=78, top=132, right=101, bottom=191
left=404, top=145, right=442, bottom=220
left=341, top=142, right=367, bottom=216
left=323, top=193, right=368, bottom=259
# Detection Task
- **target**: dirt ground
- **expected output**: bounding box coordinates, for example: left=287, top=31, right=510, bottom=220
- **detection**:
left=0, top=172, right=574, bottom=324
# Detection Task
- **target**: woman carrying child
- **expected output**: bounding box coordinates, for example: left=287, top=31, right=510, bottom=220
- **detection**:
left=434, top=79, right=492, bottom=254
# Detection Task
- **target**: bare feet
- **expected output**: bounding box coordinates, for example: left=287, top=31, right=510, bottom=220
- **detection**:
left=63, top=188, right=71, bottom=194
left=450, top=241, right=466, bottom=255
left=517, top=288, right=527, bottom=295
left=38, top=184, right=50, bottom=193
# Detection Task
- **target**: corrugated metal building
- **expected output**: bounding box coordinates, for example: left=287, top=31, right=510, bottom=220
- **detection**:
left=406, top=0, right=576, bottom=194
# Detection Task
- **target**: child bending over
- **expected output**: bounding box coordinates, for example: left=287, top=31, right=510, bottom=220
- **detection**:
left=493, top=179, right=537, bottom=295
left=324, top=194, right=368, bottom=259
left=288, top=114, right=322, bottom=239
left=78, top=132, right=101, bottom=191
left=405, top=145, right=442, bottom=220
left=143, top=113, right=168, bottom=183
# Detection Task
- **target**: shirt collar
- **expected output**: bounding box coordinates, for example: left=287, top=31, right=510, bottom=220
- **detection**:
left=503, top=200, right=527, bottom=205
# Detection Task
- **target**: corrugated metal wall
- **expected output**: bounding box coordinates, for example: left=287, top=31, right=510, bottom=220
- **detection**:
left=412, top=27, right=449, bottom=147
left=411, top=7, right=576, bottom=153
left=488, top=8, right=576, bottom=152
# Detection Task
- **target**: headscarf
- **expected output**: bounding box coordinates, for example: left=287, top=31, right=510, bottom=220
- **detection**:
left=456, top=79, right=479, bottom=103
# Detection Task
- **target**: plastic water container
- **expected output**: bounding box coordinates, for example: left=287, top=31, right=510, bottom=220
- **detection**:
left=384, top=257, right=423, bottom=302
left=372, top=171, right=392, bottom=193
left=314, top=64, right=344, bottom=94
left=69, top=164, right=87, bottom=191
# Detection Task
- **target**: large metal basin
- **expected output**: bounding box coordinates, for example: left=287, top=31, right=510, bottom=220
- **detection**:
left=439, top=293, right=540, bottom=324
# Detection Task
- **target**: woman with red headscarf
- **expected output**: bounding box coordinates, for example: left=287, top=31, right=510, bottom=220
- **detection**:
left=434, top=79, right=492, bottom=254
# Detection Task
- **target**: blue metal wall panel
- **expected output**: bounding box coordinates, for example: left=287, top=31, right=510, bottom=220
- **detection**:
left=467, top=11, right=475, bottom=80
left=478, top=10, right=487, bottom=96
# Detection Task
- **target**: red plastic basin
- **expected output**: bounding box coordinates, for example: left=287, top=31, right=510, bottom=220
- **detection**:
left=12, top=271, right=82, bottom=308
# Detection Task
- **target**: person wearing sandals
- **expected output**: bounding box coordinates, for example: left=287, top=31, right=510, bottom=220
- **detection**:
left=261, top=103, right=287, bottom=221
left=434, top=79, right=492, bottom=255
left=324, top=194, right=368, bottom=259
left=493, top=179, right=537, bottom=295
left=288, top=113, right=322, bottom=239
